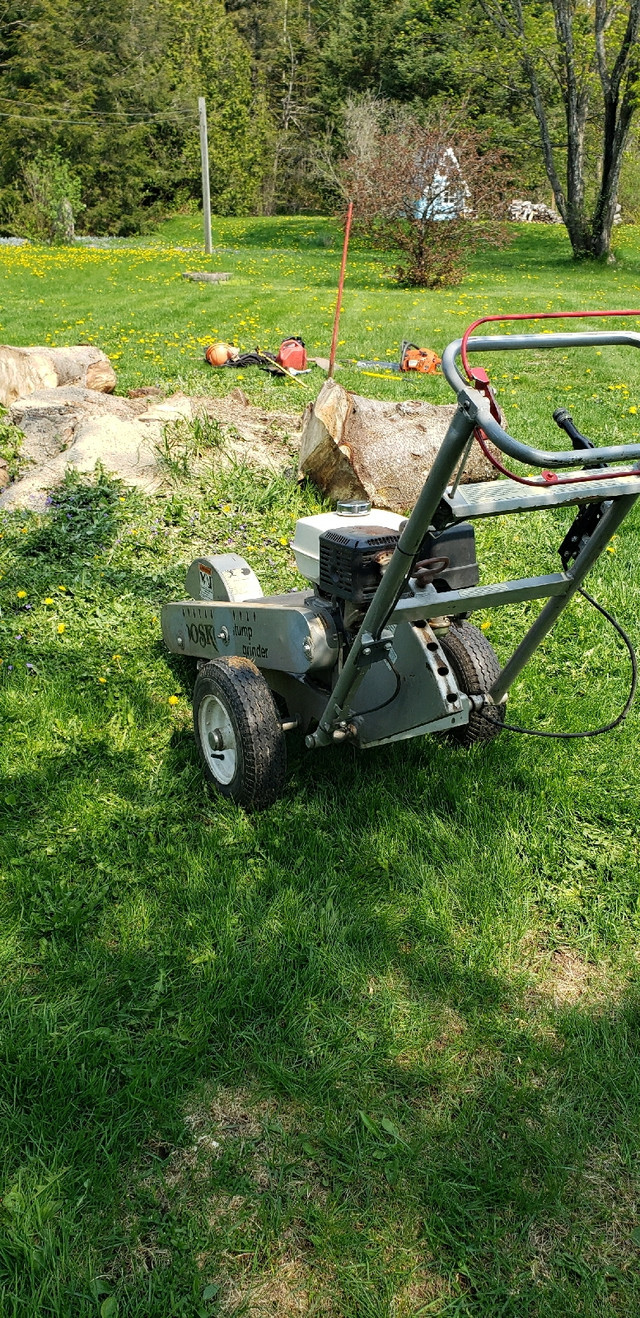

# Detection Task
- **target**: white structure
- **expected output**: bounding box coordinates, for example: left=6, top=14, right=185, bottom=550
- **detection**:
left=415, top=147, right=471, bottom=221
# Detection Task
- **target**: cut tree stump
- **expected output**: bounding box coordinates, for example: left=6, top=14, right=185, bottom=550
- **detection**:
left=299, top=378, right=499, bottom=512
left=0, top=388, right=302, bottom=511
left=182, top=271, right=231, bottom=283
left=0, top=344, right=116, bottom=407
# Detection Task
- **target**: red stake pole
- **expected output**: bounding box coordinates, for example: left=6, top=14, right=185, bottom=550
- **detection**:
left=328, top=201, right=353, bottom=379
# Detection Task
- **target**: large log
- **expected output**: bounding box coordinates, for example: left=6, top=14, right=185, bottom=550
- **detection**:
left=299, top=378, right=498, bottom=513
left=0, top=344, right=116, bottom=407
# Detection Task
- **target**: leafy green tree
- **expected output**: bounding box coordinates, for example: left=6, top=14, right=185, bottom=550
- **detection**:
left=226, top=0, right=330, bottom=211
left=21, top=151, right=84, bottom=242
left=0, top=0, right=270, bottom=233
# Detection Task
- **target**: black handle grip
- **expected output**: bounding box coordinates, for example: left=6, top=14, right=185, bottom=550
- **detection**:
left=553, top=408, right=596, bottom=451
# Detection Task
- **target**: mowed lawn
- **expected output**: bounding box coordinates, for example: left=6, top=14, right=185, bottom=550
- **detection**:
left=1, top=218, right=640, bottom=1317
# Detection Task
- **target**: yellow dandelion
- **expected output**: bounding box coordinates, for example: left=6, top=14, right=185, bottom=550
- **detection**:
left=481, top=619, right=491, bottom=631
left=17, top=590, right=27, bottom=599
left=57, top=585, right=67, bottom=592
left=98, top=676, right=107, bottom=683
left=57, top=623, right=66, bottom=634
left=630, top=406, right=637, bottom=414
left=112, top=653, right=121, bottom=661
left=44, top=597, right=54, bottom=605
left=168, top=695, right=179, bottom=705
left=279, top=537, right=289, bottom=546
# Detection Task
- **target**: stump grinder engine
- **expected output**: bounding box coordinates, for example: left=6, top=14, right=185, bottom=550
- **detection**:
left=162, top=312, right=640, bottom=809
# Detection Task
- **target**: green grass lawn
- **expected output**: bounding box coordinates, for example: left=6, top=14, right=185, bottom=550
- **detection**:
left=2, top=219, right=640, bottom=1317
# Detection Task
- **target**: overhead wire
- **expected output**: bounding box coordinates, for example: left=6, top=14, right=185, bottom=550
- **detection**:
left=0, top=101, right=195, bottom=129
left=0, top=95, right=194, bottom=118
left=0, top=112, right=195, bottom=128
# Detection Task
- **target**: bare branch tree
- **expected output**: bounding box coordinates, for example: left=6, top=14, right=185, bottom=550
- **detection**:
left=477, top=0, right=640, bottom=258
left=338, top=98, right=510, bottom=287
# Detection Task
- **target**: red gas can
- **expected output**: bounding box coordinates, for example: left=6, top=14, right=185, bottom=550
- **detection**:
left=277, top=337, right=307, bottom=371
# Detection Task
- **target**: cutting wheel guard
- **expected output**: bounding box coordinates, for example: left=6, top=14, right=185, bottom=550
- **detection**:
left=442, top=310, right=640, bottom=487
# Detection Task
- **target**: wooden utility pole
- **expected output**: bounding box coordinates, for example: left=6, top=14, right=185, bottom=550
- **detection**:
left=198, top=97, right=212, bottom=256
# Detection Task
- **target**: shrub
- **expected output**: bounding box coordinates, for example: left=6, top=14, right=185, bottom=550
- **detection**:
left=21, top=152, right=84, bottom=244
left=338, top=98, right=511, bottom=287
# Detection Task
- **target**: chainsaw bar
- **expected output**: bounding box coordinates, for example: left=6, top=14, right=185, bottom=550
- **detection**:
left=355, top=360, right=400, bottom=372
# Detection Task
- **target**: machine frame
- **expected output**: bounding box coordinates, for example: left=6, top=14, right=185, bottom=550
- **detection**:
left=162, top=327, right=640, bottom=806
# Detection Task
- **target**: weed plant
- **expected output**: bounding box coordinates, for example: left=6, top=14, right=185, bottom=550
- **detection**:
left=0, top=412, right=26, bottom=482
left=156, top=415, right=230, bottom=482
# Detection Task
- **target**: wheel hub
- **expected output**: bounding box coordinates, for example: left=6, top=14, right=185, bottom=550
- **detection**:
left=198, top=693, right=237, bottom=784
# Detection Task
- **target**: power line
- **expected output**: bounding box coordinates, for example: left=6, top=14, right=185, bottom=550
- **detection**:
left=0, top=95, right=194, bottom=120
left=0, top=109, right=196, bottom=129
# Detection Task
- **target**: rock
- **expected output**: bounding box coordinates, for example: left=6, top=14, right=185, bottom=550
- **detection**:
left=0, top=457, right=9, bottom=489
left=299, top=379, right=497, bottom=513
left=310, top=356, right=344, bottom=372
left=0, top=344, right=116, bottom=407
left=182, top=271, right=231, bottom=283
left=127, top=385, right=163, bottom=398
left=229, top=387, right=249, bottom=405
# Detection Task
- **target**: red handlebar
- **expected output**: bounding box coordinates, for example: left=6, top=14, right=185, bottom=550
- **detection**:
left=460, top=308, right=640, bottom=384
left=460, top=309, right=640, bottom=489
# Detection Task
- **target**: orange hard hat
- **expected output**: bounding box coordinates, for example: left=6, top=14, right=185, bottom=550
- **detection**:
left=205, top=342, right=233, bottom=366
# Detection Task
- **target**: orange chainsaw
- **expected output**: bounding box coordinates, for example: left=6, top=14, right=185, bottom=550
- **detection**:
left=356, top=341, right=441, bottom=374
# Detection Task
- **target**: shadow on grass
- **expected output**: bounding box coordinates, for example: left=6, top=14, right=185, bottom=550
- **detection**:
left=1, top=533, right=640, bottom=1316
left=2, top=706, right=639, bottom=1315
left=230, top=218, right=341, bottom=251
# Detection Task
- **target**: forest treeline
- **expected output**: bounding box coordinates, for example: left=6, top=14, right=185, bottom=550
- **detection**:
left=0, top=0, right=637, bottom=235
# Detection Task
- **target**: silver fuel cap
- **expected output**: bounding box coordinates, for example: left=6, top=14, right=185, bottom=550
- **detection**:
left=336, top=499, right=372, bottom=516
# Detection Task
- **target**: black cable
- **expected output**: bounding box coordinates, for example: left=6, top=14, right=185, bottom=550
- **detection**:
left=353, top=659, right=402, bottom=717
left=478, top=588, right=637, bottom=739
left=0, top=110, right=194, bottom=128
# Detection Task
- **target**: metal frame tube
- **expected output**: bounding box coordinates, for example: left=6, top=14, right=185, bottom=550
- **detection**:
left=442, top=332, right=640, bottom=468
left=490, top=491, right=639, bottom=702
left=306, top=400, right=478, bottom=748
left=306, top=330, right=640, bottom=748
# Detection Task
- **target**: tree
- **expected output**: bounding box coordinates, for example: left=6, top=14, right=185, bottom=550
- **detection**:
left=337, top=97, right=509, bottom=287
left=476, top=0, right=640, bottom=258
left=0, top=0, right=270, bottom=234
left=226, top=0, right=329, bottom=212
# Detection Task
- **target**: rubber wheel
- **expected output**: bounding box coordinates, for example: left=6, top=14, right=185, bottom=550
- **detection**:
left=193, top=657, right=287, bottom=809
left=439, top=620, right=505, bottom=746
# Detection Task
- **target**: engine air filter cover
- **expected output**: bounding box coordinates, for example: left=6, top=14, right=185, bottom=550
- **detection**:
left=318, top=525, right=400, bottom=605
